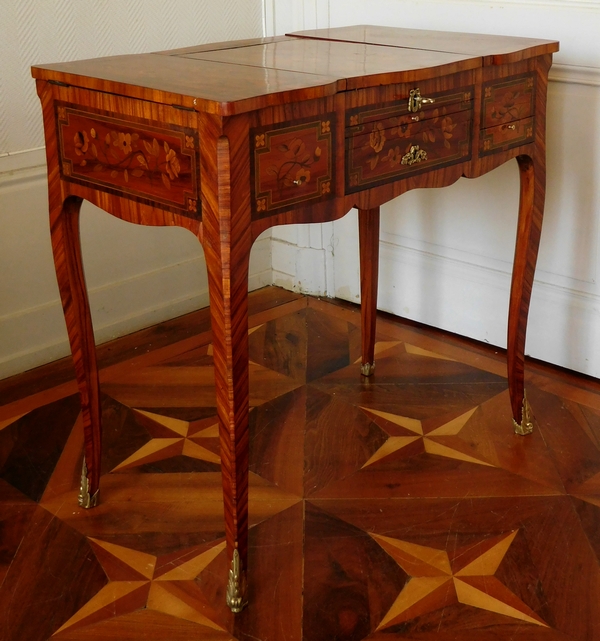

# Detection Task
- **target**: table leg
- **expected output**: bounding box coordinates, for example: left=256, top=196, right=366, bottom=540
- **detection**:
left=358, top=207, right=381, bottom=376
left=203, top=136, right=251, bottom=613
left=507, top=154, right=545, bottom=435
left=50, top=195, right=101, bottom=506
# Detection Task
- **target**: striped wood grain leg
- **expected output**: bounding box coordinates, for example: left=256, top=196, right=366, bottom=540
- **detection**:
left=50, top=195, right=101, bottom=506
left=507, top=154, right=545, bottom=435
left=202, top=129, right=251, bottom=612
left=358, top=207, right=380, bottom=377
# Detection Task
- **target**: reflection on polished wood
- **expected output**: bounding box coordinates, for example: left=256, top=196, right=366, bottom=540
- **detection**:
left=31, top=26, right=559, bottom=609
left=1, top=289, right=600, bottom=639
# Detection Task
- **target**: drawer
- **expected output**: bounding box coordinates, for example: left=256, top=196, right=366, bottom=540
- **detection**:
left=346, top=86, right=473, bottom=136
left=480, top=117, right=534, bottom=155
left=251, top=116, right=335, bottom=216
left=56, top=101, right=200, bottom=219
left=346, top=103, right=472, bottom=192
left=482, top=73, right=535, bottom=129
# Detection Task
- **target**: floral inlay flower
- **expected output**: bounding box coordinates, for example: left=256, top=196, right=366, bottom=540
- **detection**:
left=115, top=132, right=132, bottom=155
left=255, top=134, right=265, bottom=148
left=74, top=131, right=89, bottom=155
left=492, top=91, right=521, bottom=122
left=164, top=147, right=180, bottom=180
left=370, top=122, right=386, bottom=153
left=188, top=199, right=197, bottom=212
left=185, top=135, right=195, bottom=149
left=321, top=181, right=331, bottom=194
left=256, top=198, right=267, bottom=212
left=321, top=120, right=330, bottom=133
left=295, top=167, right=311, bottom=185
left=384, top=146, right=402, bottom=167
left=441, top=116, right=456, bottom=148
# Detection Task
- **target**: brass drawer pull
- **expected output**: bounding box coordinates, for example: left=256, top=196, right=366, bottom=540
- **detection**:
left=502, top=124, right=517, bottom=130
left=401, top=145, right=428, bottom=165
left=408, top=88, right=435, bottom=113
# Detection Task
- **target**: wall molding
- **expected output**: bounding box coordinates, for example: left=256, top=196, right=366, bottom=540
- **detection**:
left=549, top=62, right=600, bottom=86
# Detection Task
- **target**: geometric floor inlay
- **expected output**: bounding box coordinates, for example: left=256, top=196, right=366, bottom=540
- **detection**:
left=1, top=292, right=600, bottom=640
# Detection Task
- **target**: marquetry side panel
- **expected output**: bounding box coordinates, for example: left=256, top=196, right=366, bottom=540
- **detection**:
left=251, top=115, right=335, bottom=218
left=480, top=72, right=536, bottom=156
left=50, top=85, right=201, bottom=221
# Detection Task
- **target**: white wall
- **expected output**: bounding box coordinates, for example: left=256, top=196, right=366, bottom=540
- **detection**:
left=0, top=0, right=269, bottom=380
left=3, top=0, right=599, bottom=381
left=267, top=0, right=600, bottom=378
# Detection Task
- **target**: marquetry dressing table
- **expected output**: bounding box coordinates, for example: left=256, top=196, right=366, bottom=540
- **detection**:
left=32, top=25, right=559, bottom=612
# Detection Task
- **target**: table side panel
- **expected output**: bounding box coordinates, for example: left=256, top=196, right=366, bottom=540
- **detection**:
left=49, top=85, right=201, bottom=221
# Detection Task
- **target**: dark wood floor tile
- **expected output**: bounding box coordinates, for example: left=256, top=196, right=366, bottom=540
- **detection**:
left=0, top=506, right=107, bottom=641
left=0, top=395, right=81, bottom=501
left=303, top=502, right=406, bottom=640
left=569, top=496, right=600, bottom=564
left=304, top=386, right=388, bottom=497
left=248, top=310, right=308, bottom=384
left=529, top=387, right=600, bottom=491
left=230, top=503, right=304, bottom=641
left=0, top=503, right=37, bottom=588
left=310, top=456, right=564, bottom=500
left=304, top=308, right=357, bottom=382
left=249, top=388, right=306, bottom=497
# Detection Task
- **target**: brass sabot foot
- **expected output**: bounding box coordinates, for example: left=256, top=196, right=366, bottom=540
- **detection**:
left=226, top=549, right=248, bottom=613
left=512, top=391, right=534, bottom=436
left=360, top=362, right=375, bottom=377
left=78, top=459, right=99, bottom=509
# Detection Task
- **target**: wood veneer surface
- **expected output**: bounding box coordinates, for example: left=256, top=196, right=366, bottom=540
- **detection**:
left=1, top=288, right=599, bottom=640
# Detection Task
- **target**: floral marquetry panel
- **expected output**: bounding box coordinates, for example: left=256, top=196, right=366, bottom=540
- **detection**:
left=56, top=103, right=200, bottom=219
left=481, top=73, right=535, bottom=129
left=345, top=101, right=473, bottom=193
left=251, top=116, right=334, bottom=218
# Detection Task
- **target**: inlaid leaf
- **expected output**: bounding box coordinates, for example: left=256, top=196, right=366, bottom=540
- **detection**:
left=152, top=138, right=160, bottom=157
left=124, top=169, right=129, bottom=182
left=161, top=173, right=171, bottom=189
left=131, top=169, right=144, bottom=178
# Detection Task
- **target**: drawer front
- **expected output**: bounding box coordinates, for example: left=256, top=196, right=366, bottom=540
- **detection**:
left=346, top=87, right=473, bottom=136
left=482, top=73, right=535, bottom=129
left=56, top=102, right=200, bottom=219
left=346, top=105, right=472, bottom=192
left=251, top=116, right=334, bottom=217
left=480, top=117, right=534, bottom=155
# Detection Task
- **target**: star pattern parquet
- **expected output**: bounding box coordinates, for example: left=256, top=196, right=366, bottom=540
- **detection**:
left=1, top=289, right=600, bottom=640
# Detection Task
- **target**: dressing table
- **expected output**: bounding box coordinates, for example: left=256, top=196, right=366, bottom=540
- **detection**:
left=32, top=25, right=559, bottom=611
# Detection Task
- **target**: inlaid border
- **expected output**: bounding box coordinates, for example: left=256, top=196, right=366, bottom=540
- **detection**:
left=250, top=114, right=335, bottom=219
left=56, top=102, right=201, bottom=220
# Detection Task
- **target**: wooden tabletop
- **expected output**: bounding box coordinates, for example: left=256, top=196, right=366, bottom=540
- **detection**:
left=31, top=26, right=559, bottom=116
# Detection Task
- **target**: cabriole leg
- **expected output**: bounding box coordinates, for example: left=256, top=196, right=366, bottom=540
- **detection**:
left=507, top=154, right=545, bottom=435
left=50, top=195, right=101, bottom=506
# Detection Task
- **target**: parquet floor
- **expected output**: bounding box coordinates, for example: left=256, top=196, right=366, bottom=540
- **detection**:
left=1, top=287, right=600, bottom=641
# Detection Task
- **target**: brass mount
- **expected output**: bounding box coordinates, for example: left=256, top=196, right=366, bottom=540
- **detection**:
left=512, top=391, right=534, bottom=435
left=360, top=362, right=375, bottom=376
left=78, top=459, right=99, bottom=509
left=226, top=549, right=248, bottom=613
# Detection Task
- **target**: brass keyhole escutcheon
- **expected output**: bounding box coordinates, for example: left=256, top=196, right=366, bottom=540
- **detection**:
left=408, top=88, right=435, bottom=113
